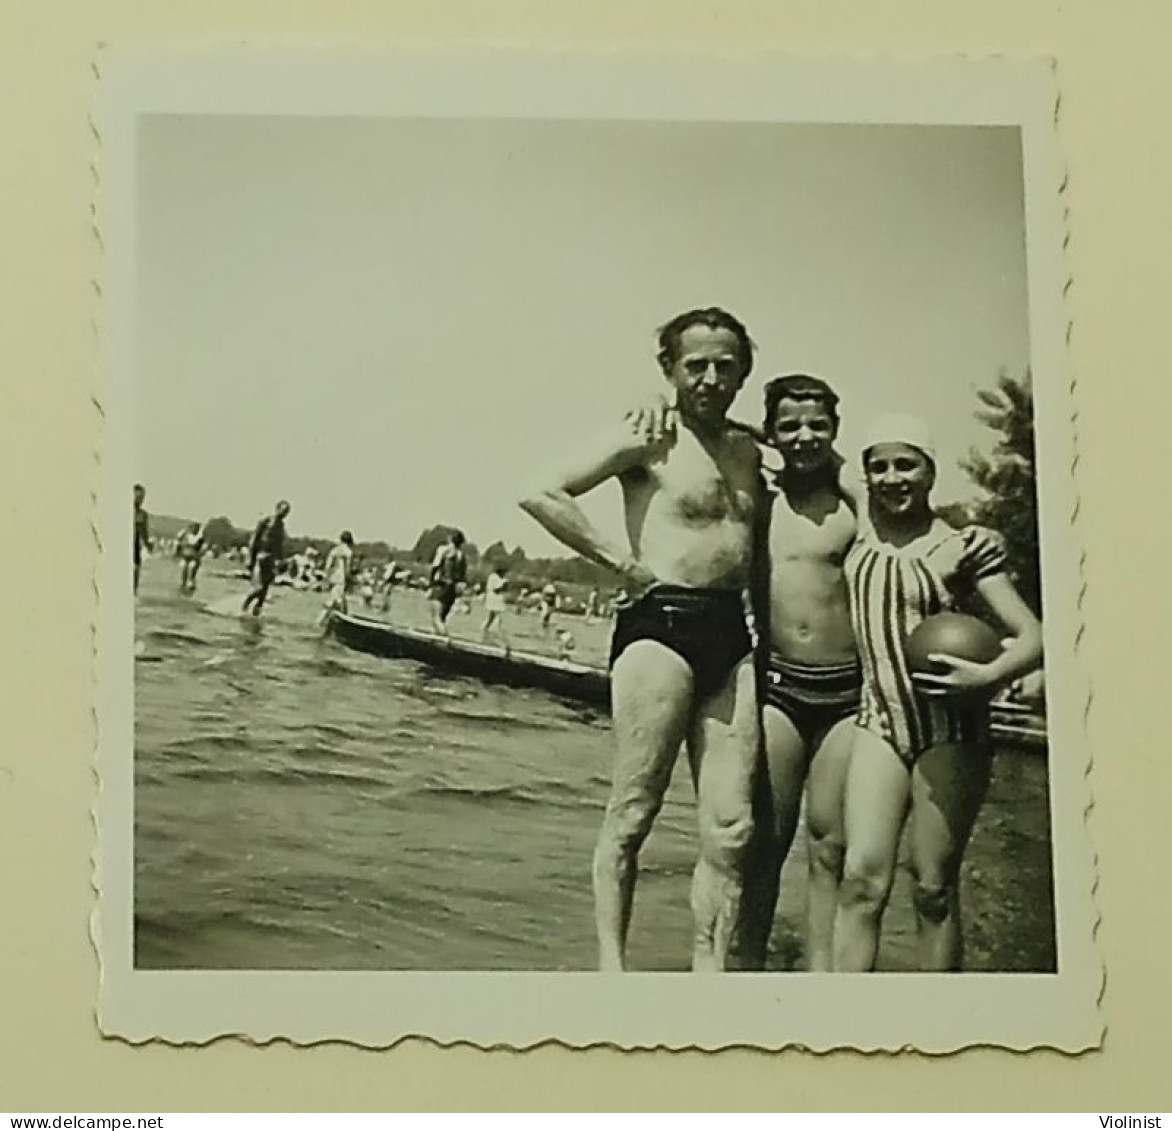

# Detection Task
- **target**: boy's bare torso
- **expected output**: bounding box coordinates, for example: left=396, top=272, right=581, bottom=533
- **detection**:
left=766, top=476, right=858, bottom=663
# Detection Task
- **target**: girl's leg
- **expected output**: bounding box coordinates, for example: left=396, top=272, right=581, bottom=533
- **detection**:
left=907, top=740, right=992, bottom=971
left=833, top=726, right=911, bottom=972
left=803, top=716, right=855, bottom=971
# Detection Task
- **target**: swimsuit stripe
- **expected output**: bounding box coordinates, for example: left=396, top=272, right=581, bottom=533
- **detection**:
left=888, top=557, right=922, bottom=753
left=907, top=558, right=939, bottom=748
left=852, top=546, right=885, bottom=739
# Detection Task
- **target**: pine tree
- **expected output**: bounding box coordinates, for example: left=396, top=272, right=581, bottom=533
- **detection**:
left=961, top=371, right=1042, bottom=616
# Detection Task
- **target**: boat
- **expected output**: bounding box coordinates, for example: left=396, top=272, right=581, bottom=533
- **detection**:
left=327, top=611, right=611, bottom=706
left=327, top=611, right=1048, bottom=750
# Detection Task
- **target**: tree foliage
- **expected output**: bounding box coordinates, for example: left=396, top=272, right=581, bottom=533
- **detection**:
left=961, top=371, right=1042, bottom=616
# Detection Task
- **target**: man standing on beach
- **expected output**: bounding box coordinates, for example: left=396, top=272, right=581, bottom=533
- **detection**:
left=133, top=483, right=152, bottom=595
left=428, top=530, right=468, bottom=638
left=520, top=307, right=764, bottom=972
left=242, top=500, right=291, bottom=617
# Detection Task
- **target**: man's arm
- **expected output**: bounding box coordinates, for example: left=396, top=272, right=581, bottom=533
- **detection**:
left=248, top=519, right=267, bottom=570
left=518, top=423, right=660, bottom=584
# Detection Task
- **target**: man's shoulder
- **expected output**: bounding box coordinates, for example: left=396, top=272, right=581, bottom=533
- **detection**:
left=722, top=425, right=764, bottom=467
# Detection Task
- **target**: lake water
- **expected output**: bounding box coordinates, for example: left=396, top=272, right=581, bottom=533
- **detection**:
left=134, top=560, right=1057, bottom=972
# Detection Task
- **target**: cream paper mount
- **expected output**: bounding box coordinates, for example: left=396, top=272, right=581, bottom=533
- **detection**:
left=93, top=47, right=1100, bottom=1051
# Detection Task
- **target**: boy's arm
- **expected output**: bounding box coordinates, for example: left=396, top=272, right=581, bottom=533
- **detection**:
left=519, top=423, right=661, bottom=585
left=833, top=452, right=866, bottom=515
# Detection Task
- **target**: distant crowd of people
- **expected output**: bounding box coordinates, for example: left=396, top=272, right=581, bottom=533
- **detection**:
left=131, top=488, right=623, bottom=652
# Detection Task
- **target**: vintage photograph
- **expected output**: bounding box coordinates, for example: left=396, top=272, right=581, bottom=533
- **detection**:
left=95, top=52, right=1098, bottom=1049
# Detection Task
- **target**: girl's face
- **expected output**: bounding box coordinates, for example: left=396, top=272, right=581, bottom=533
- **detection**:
left=864, top=442, right=935, bottom=519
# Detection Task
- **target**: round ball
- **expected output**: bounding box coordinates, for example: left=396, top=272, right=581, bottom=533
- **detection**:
left=904, top=612, right=1002, bottom=673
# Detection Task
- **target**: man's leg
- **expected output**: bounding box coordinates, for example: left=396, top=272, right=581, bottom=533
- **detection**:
left=803, top=717, right=855, bottom=971
left=687, top=654, right=759, bottom=972
left=597, top=640, right=693, bottom=971
left=734, top=704, right=808, bottom=970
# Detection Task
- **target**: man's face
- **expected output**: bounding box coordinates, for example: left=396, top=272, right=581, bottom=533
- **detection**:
left=134, top=486, right=145, bottom=508
left=770, top=396, right=837, bottom=473
left=276, top=502, right=291, bottom=519
left=663, top=325, right=748, bottom=425
left=864, top=443, right=934, bottom=518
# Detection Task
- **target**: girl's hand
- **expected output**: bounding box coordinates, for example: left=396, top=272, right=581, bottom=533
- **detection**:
left=911, top=652, right=1000, bottom=701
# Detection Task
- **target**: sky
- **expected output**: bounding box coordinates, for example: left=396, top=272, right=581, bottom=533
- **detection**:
left=136, top=115, right=1030, bottom=555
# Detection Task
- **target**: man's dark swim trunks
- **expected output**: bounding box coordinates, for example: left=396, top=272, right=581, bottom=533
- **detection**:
left=763, top=653, right=862, bottom=746
left=253, top=552, right=277, bottom=587
left=429, top=581, right=458, bottom=620
left=609, top=585, right=752, bottom=701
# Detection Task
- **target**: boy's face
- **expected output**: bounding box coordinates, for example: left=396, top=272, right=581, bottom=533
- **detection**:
left=770, top=396, right=837, bottom=473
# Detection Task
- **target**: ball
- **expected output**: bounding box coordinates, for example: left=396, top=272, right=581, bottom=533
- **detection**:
left=904, top=612, right=1002, bottom=673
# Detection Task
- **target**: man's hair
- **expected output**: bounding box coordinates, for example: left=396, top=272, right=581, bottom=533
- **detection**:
left=763, top=373, right=841, bottom=433
left=656, top=307, right=755, bottom=377
left=341, top=531, right=354, bottom=546
left=276, top=499, right=291, bottom=512
left=133, top=483, right=145, bottom=493
left=450, top=529, right=466, bottom=547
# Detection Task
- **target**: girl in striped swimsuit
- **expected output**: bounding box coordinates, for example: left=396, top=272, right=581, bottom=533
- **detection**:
left=833, top=415, right=1043, bottom=972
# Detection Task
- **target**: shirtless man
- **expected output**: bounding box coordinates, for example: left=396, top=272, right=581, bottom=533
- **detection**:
left=242, top=500, right=291, bottom=616
left=133, top=483, right=152, bottom=595
left=520, top=307, right=764, bottom=972
left=428, top=531, right=468, bottom=638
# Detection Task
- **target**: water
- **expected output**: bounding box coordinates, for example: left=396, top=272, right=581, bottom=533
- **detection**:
left=134, top=562, right=1057, bottom=972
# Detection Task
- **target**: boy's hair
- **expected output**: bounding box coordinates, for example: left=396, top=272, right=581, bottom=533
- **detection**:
left=656, top=307, right=755, bottom=377
left=763, top=373, right=841, bottom=433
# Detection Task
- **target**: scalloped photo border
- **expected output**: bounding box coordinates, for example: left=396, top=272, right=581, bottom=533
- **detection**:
left=91, top=47, right=1100, bottom=1052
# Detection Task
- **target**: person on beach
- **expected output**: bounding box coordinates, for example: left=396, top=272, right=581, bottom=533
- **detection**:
left=380, top=560, right=399, bottom=613
left=242, top=500, right=291, bottom=617
left=538, top=582, right=559, bottom=633
left=317, top=531, right=355, bottom=628
left=428, top=530, right=468, bottom=638
left=833, top=414, right=1042, bottom=972
left=520, top=306, right=764, bottom=972
left=175, top=521, right=208, bottom=595
left=133, top=483, right=152, bottom=595
left=736, top=375, right=863, bottom=971
left=481, top=564, right=510, bottom=650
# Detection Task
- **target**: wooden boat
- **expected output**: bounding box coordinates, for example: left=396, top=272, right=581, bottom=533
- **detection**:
left=328, top=611, right=1048, bottom=750
left=327, top=611, right=611, bottom=706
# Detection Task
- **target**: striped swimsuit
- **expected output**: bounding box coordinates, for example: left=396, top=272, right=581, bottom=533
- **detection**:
left=845, top=522, right=1008, bottom=763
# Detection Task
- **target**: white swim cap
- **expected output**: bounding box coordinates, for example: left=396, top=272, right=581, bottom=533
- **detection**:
left=860, top=412, right=937, bottom=465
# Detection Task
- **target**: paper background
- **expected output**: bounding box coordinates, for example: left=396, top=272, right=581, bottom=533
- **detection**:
left=1, top=0, right=1168, bottom=1110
